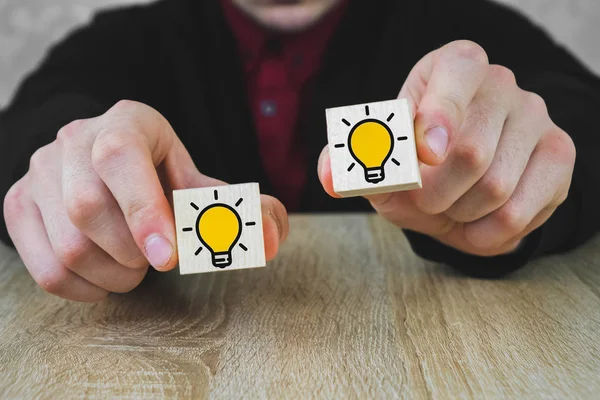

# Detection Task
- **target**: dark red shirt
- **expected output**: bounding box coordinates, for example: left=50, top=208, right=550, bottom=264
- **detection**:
left=220, top=0, right=347, bottom=210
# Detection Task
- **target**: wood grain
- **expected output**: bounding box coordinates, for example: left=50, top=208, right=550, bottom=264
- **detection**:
left=1, top=214, right=599, bottom=399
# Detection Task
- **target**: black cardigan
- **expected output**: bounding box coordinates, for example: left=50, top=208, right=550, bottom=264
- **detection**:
left=1, top=0, right=599, bottom=277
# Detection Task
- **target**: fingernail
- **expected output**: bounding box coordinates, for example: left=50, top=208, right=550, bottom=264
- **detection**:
left=318, top=147, right=328, bottom=177
left=317, top=156, right=324, bottom=177
left=144, top=234, right=173, bottom=269
left=425, top=126, right=448, bottom=158
left=267, top=209, right=283, bottom=241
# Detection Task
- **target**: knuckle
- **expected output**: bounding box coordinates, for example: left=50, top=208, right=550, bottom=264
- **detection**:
left=495, top=203, right=527, bottom=234
left=35, top=267, right=67, bottom=295
left=91, top=131, right=131, bottom=171
left=56, top=119, right=86, bottom=142
left=454, top=143, right=488, bottom=171
left=110, top=99, right=141, bottom=115
left=125, top=199, right=155, bottom=222
left=109, top=100, right=164, bottom=130
left=488, top=65, right=516, bottom=87
left=450, top=40, right=489, bottom=65
left=438, top=93, right=465, bottom=122
left=65, top=187, right=105, bottom=228
left=55, top=236, right=92, bottom=270
left=556, top=190, right=569, bottom=206
left=3, top=180, right=25, bottom=227
left=523, top=91, right=548, bottom=117
left=562, top=133, right=577, bottom=162
left=544, top=129, right=576, bottom=166
left=479, top=175, right=512, bottom=203
left=28, top=144, right=53, bottom=175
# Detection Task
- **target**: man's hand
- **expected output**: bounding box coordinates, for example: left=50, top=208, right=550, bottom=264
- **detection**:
left=3, top=100, right=288, bottom=302
left=319, top=40, right=576, bottom=257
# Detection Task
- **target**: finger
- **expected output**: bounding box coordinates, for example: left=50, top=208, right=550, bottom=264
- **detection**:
left=31, top=143, right=148, bottom=293
left=90, top=100, right=199, bottom=271
left=463, top=130, right=575, bottom=250
left=366, top=189, right=456, bottom=237
left=318, top=143, right=455, bottom=236
left=260, top=194, right=289, bottom=261
left=59, top=119, right=147, bottom=268
left=412, top=65, right=514, bottom=215
left=317, top=146, right=342, bottom=198
left=435, top=224, right=528, bottom=257
left=508, top=205, right=555, bottom=246
left=446, top=88, right=550, bottom=222
left=399, top=40, right=489, bottom=165
left=3, top=177, right=108, bottom=302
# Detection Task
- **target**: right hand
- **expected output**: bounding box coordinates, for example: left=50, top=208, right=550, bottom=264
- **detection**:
left=3, top=100, right=289, bottom=302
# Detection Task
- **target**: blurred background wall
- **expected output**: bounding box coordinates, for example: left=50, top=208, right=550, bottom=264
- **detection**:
left=1, top=0, right=599, bottom=108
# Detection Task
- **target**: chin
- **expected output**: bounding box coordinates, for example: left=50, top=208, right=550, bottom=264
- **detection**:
left=233, top=0, right=340, bottom=32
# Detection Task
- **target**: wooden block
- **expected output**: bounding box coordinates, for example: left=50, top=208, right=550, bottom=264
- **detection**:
left=173, top=182, right=266, bottom=275
left=325, top=98, right=422, bottom=197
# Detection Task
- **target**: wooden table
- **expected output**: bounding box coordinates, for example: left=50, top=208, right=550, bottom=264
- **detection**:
left=1, top=214, right=599, bottom=399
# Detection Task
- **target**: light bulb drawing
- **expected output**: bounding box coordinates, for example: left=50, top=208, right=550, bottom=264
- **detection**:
left=181, top=189, right=256, bottom=269
left=334, top=104, right=408, bottom=184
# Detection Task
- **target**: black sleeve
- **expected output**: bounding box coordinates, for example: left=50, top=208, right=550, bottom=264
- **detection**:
left=404, top=0, right=600, bottom=278
left=0, top=6, right=154, bottom=247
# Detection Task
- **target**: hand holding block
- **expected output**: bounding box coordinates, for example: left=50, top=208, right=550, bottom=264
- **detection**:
left=325, top=98, right=422, bottom=197
left=173, top=183, right=266, bottom=275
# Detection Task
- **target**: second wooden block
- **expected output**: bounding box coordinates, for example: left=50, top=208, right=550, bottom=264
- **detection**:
left=326, top=98, right=422, bottom=197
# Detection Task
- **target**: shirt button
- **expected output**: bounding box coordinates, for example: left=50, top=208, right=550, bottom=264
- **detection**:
left=260, top=100, right=277, bottom=117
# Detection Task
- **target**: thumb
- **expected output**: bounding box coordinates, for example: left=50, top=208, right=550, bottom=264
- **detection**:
left=317, top=146, right=342, bottom=198
left=399, top=41, right=488, bottom=167
left=98, top=101, right=223, bottom=272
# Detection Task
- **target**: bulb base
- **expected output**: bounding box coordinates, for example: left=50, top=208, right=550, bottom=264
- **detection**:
left=211, top=252, right=232, bottom=268
left=364, top=167, right=385, bottom=184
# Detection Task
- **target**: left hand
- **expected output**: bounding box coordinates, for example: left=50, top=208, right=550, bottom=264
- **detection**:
left=318, top=40, right=576, bottom=257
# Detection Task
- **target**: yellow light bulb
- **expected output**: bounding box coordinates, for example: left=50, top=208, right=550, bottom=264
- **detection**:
left=197, top=204, right=241, bottom=268
left=349, top=119, right=394, bottom=183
